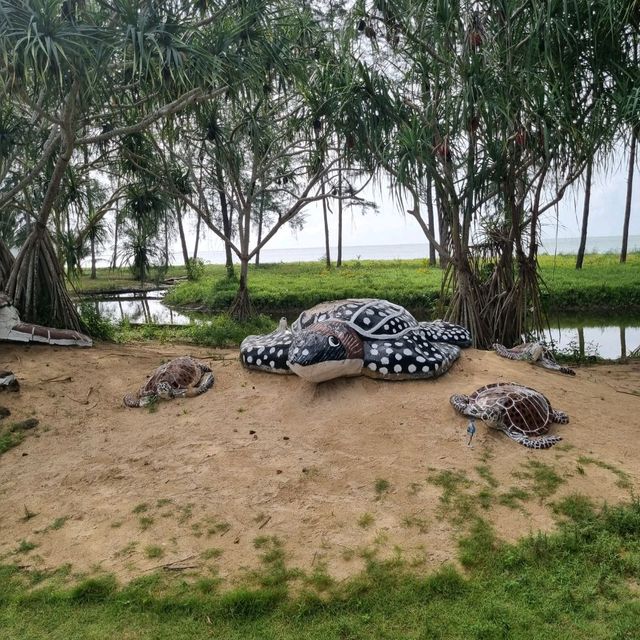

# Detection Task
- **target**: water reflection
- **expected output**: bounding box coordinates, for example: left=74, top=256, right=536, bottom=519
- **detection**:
left=88, top=292, right=639, bottom=360
left=542, top=317, right=640, bottom=360
left=88, top=290, right=192, bottom=326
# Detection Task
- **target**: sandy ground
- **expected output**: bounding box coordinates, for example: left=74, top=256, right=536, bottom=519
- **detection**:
left=0, top=341, right=638, bottom=584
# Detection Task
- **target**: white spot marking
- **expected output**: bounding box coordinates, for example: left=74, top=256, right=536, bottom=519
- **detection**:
left=408, top=364, right=417, bottom=373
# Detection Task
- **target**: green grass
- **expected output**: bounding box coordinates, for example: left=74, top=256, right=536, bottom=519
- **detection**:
left=576, top=456, right=633, bottom=490
left=73, top=254, right=640, bottom=348
left=373, top=478, right=391, bottom=498
left=144, top=546, right=164, bottom=560
left=513, top=460, right=565, bottom=501
left=158, top=253, right=640, bottom=314
left=0, top=429, right=25, bottom=455
left=1, top=499, right=639, bottom=639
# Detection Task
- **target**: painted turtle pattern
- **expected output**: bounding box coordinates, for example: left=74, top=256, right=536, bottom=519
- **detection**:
left=493, top=342, right=575, bottom=376
left=240, top=298, right=471, bottom=383
left=123, top=356, right=214, bottom=407
left=450, top=382, right=569, bottom=449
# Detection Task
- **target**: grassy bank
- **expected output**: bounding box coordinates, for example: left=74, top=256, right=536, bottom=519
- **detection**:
left=1, top=498, right=639, bottom=639
left=160, top=253, right=640, bottom=314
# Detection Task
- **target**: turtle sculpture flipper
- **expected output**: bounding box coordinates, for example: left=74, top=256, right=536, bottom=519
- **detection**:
left=493, top=342, right=575, bottom=376
left=0, top=293, right=92, bottom=347
left=238, top=318, right=294, bottom=375
left=450, top=382, right=568, bottom=449
left=419, top=320, right=472, bottom=347
left=123, top=356, right=214, bottom=407
left=240, top=299, right=470, bottom=382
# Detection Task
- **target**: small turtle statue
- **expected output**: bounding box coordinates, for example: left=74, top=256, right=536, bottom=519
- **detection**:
left=0, top=370, right=19, bottom=392
left=240, top=298, right=471, bottom=383
left=493, top=342, right=575, bottom=376
left=450, top=382, right=569, bottom=449
left=123, top=356, right=214, bottom=407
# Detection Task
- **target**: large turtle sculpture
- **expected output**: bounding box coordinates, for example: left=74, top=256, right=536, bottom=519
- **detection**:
left=0, top=292, right=91, bottom=347
left=240, top=298, right=471, bottom=383
left=123, top=356, right=214, bottom=407
left=493, top=342, right=575, bottom=376
left=450, top=382, right=569, bottom=449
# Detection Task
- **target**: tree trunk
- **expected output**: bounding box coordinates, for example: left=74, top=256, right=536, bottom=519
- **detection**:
left=176, top=204, right=191, bottom=271
left=620, top=128, right=637, bottom=263
left=321, top=181, right=331, bottom=268
left=576, top=159, right=593, bottom=270
left=193, top=210, right=201, bottom=261
left=229, top=256, right=253, bottom=321
left=90, top=236, right=96, bottom=279
left=229, top=206, right=254, bottom=321
left=0, top=237, right=14, bottom=290
left=436, top=193, right=450, bottom=269
left=164, top=215, right=170, bottom=269
left=426, top=174, right=437, bottom=266
left=111, top=204, right=119, bottom=270
left=6, top=84, right=83, bottom=331
left=620, top=325, right=627, bottom=362
left=215, top=163, right=234, bottom=278
left=336, top=154, right=343, bottom=267
left=255, top=195, right=264, bottom=266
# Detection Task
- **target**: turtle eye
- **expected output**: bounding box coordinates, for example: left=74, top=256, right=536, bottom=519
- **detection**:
left=328, top=336, right=340, bottom=348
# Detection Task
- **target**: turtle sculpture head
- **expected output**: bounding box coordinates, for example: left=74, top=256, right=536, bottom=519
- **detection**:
left=287, top=321, right=364, bottom=383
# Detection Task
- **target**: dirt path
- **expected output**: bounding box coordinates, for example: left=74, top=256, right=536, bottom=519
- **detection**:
left=1, top=342, right=638, bottom=583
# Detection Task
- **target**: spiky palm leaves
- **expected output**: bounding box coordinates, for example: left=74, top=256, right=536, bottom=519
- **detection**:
left=353, top=0, right=634, bottom=347
left=118, top=183, right=168, bottom=284
left=0, top=0, right=236, bottom=329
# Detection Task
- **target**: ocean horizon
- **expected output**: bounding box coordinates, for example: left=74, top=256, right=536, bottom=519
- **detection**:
left=187, top=234, right=640, bottom=265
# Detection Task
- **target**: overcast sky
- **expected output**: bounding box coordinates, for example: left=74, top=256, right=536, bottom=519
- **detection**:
left=186, top=156, right=639, bottom=258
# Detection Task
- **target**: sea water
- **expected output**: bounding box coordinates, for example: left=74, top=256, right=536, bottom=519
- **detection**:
left=191, top=235, right=640, bottom=265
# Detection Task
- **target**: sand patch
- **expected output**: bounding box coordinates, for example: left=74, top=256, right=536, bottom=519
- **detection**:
left=0, top=342, right=638, bottom=582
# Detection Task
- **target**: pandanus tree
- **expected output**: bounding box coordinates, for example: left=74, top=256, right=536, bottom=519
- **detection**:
left=160, top=1, right=379, bottom=321
left=0, top=0, right=243, bottom=330
left=351, top=0, right=634, bottom=347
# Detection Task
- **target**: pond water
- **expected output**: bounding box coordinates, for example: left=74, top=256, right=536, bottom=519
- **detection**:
left=86, top=290, right=193, bottom=326
left=88, top=292, right=639, bottom=360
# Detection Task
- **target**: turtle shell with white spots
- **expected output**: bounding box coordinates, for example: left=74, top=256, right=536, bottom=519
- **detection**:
left=240, top=299, right=471, bottom=383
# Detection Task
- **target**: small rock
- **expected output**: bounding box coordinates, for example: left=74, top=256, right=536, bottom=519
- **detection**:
left=283, top=436, right=289, bottom=441
left=11, top=418, right=39, bottom=431
left=249, top=430, right=256, bottom=435
left=276, top=469, right=282, bottom=474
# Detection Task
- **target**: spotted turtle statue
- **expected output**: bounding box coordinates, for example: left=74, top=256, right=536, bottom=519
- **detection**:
left=240, top=298, right=471, bottom=383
